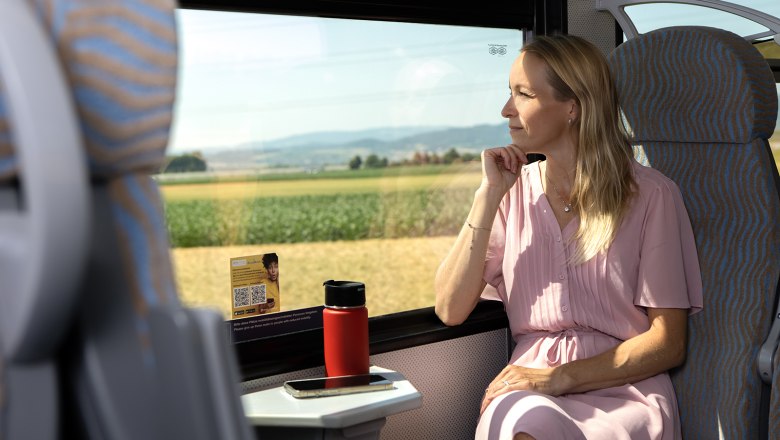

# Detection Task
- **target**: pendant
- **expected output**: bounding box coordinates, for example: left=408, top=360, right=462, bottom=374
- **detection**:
left=563, top=204, right=572, bottom=213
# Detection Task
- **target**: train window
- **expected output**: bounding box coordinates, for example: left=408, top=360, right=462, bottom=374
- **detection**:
left=163, top=9, right=522, bottom=318
left=625, top=3, right=769, bottom=37
left=755, top=39, right=780, bottom=57
left=728, top=0, right=780, bottom=20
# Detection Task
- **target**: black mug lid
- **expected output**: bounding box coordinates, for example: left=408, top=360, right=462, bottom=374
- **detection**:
left=323, top=280, right=365, bottom=307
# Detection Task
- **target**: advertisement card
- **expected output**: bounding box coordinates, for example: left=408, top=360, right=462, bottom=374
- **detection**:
left=230, top=253, right=280, bottom=319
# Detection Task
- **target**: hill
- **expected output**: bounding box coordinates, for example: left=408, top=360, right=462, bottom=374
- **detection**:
left=203, top=123, right=512, bottom=170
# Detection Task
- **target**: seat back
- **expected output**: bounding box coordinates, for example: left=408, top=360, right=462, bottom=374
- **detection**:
left=0, top=1, right=89, bottom=438
left=0, top=1, right=253, bottom=438
left=609, top=26, right=780, bottom=439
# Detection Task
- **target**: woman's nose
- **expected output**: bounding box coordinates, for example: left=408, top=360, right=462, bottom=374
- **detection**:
left=501, top=97, right=515, bottom=118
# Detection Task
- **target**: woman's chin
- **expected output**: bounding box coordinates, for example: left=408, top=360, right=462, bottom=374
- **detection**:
left=511, top=142, right=536, bottom=154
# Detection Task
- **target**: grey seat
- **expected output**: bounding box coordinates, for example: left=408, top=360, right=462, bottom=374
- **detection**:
left=609, top=26, right=780, bottom=438
left=0, top=1, right=254, bottom=438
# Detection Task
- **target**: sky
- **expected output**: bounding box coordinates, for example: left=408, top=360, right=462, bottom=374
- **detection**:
left=169, top=11, right=522, bottom=153
left=168, top=1, right=780, bottom=154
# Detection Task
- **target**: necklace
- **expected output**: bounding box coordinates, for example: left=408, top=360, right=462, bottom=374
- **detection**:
left=545, top=168, right=574, bottom=213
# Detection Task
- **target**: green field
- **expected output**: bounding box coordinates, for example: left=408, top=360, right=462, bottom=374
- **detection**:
left=163, top=164, right=481, bottom=318
left=161, top=164, right=482, bottom=247
left=156, top=164, right=477, bottom=186
left=159, top=164, right=481, bottom=200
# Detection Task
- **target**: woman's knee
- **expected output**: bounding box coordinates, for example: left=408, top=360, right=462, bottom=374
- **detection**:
left=513, top=433, right=535, bottom=440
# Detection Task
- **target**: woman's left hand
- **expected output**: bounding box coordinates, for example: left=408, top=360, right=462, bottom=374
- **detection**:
left=479, top=364, right=565, bottom=414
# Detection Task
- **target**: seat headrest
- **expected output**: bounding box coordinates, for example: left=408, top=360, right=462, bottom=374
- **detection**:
left=609, top=26, right=777, bottom=144
left=0, top=1, right=177, bottom=180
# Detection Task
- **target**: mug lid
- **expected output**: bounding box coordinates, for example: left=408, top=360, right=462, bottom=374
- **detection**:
left=323, top=280, right=365, bottom=307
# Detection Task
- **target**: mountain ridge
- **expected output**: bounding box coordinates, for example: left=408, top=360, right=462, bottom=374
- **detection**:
left=204, top=122, right=512, bottom=170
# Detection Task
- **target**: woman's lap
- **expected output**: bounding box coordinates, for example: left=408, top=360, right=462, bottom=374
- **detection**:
left=475, top=375, right=676, bottom=440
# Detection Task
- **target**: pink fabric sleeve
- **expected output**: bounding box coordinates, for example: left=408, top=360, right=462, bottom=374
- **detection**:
left=634, top=181, right=703, bottom=314
left=483, top=196, right=509, bottom=293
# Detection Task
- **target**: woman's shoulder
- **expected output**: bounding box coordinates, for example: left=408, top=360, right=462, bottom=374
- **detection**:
left=628, top=161, right=691, bottom=221
left=631, top=160, right=683, bottom=196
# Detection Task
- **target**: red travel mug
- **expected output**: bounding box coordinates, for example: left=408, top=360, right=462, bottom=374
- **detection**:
left=322, top=280, right=369, bottom=377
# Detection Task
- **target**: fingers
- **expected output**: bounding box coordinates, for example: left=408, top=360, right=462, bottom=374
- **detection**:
left=485, top=145, right=528, bottom=175
left=480, top=395, right=490, bottom=415
left=503, top=144, right=528, bottom=168
left=480, top=370, right=515, bottom=414
left=480, top=378, right=514, bottom=415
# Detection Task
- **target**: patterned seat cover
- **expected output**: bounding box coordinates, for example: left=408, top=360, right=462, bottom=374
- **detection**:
left=0, top=2, right=253, bottom=438
left=609, top=26, right=780, bottom=439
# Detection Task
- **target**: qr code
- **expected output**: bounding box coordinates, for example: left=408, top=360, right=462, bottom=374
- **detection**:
left=233, top=284, right=266, bottom=308
left=250, top=284, right=266, bottom=305
left=233, top=287, right=250, bottom=308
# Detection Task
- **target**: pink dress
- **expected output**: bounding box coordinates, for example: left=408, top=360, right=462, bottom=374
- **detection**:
left=476, top=160, right=703, bottom=440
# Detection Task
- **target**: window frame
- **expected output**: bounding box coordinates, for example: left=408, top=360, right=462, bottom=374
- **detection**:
left=597, top=0, right=780, bottom=41
left=234, top=299, right=508, bottom=379
left=177, top=0, right=536, bottom=30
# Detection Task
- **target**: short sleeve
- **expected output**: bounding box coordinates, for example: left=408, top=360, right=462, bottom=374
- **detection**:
left=634, top=181, right=703, bottom=314
left=482, top=196, right=509, bottom=293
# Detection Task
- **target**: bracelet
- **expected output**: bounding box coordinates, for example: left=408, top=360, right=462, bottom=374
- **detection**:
left=466, top=220, right=491, bottom=231
left=466, top=220, right=491, bottom=250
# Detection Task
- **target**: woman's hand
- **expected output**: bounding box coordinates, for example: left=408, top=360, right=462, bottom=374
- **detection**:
left=479, top=308, right=688, bottom=415
left=480, top=364, right=564, bottom=415
left=481, top=144, right=528, bottom=196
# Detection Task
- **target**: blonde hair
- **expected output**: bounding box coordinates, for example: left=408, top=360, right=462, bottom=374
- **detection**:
left=522, top=35, right=635, bottom=264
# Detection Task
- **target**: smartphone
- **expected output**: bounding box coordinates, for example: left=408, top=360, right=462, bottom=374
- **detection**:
left=283, top=373, right=393, bottom=398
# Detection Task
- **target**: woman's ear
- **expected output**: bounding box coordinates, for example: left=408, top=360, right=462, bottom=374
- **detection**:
left=568, top=101, right=580, bottom=122
left=569, top=100, right=580, bottom=121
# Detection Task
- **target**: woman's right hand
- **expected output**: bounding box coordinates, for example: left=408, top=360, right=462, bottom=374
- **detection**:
left=480, top=144, right=528, bottom=196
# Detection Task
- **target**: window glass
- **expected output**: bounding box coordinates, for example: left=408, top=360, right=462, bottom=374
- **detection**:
left=725, top=0, right=780, bottom=20
left=625, top=3, right=769, bottom=37
left=165, top=9, right=522, bottom=318
left=755, top=39, right=780, bottom=59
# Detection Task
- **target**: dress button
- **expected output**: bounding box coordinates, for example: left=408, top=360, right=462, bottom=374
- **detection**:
left=561, top=305, right=569, bottom=312
left=559, top=274, right=565, bottom=280
left=555, top=236, right=561, bottom=242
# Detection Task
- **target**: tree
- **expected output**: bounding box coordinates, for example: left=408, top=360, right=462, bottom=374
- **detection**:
left=349, top=155, right=362, bottom=170
left=461, top=152, right=478, bottom=162
left=163, top=153, right=207, bottom=173
left=365, top=154, right=388, bottom=168
left=443, top=148, right=460, bottom=164
left=412, top=151, right=431, bottom=165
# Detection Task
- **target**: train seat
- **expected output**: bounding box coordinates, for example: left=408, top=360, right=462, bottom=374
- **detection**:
left=0, top=1, right=253, bottom=438
left=608, top=26, right=780, bottom=439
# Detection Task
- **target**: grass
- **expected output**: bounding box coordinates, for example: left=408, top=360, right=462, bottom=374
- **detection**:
left=164, top=188, right=477, bottom=247
left=172, top=236, right=457, bottom=319
left=159, top=165, right=481, bottom=201
left=156, top=163, right=481, bottom=186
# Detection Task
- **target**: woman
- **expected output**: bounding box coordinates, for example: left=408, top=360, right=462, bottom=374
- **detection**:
left=434, top=35, right=702, bottom=439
